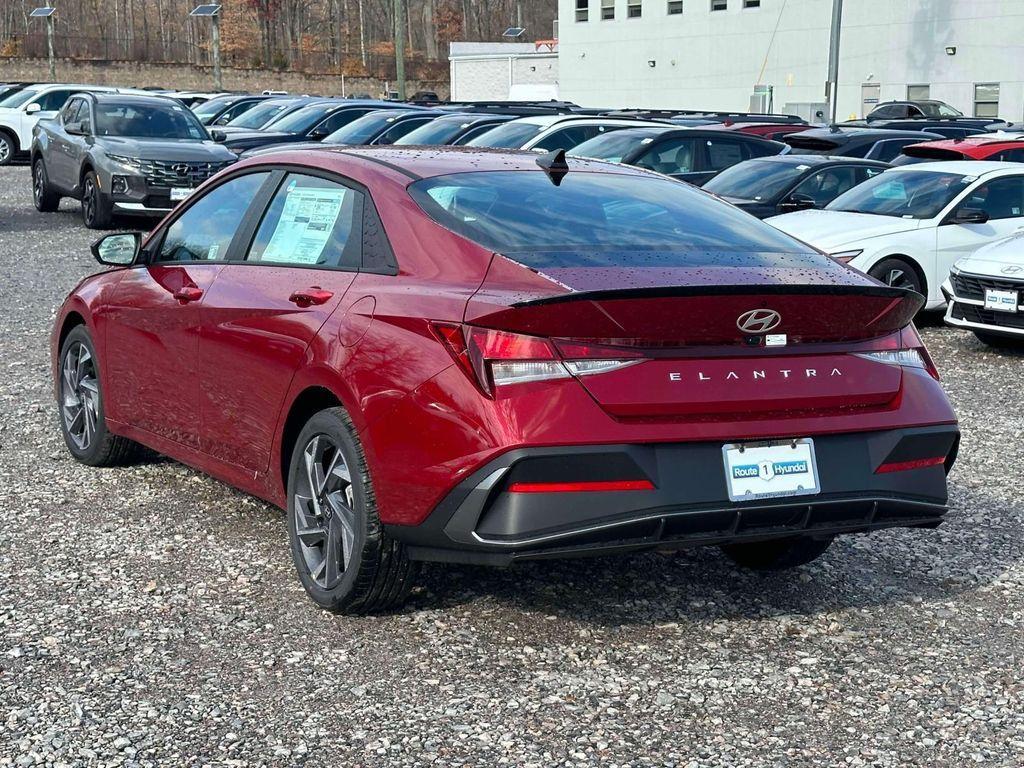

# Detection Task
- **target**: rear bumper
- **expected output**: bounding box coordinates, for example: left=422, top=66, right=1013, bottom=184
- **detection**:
left=385, top=425, right=959, bottom=566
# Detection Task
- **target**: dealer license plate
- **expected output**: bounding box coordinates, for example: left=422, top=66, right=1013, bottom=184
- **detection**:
left=723, top=439, right=820, bottom=502
left=170, top=187, right=192, bottom=202
left=984, top=288, right=1018, bottom=313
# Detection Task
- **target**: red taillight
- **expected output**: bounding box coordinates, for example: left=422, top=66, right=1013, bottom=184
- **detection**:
left=508, top=480, right=655, bottom=493
left=431, top=323, right=644, bottom=397
left=875, top=456, right=946, bottom=474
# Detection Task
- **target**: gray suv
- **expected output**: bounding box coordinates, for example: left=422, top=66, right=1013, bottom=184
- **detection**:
left=30, top=92, right=236, bottom=228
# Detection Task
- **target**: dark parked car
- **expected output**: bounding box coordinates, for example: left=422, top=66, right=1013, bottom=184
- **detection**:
left=866, top=100, right=963, bottom=120
left=570, top=126, right=787, bottom=185
left=215, top=96, right=327, bottom=136
left=30, top=92, right=236, bottom=228
left=56, top=147, right=957, bottom=614
left=190, top=93, right=276, bottom=126
left=841, top=118, right=992, bottom=139
left=221, top=100, right=411, bottom=154
left=394, top=113, right=521, bottom=146
left=239, top=107, right=440, bottom=158
left=785, top=127, right=944, bottom=161
left=703, top=155, right=889, bottom=218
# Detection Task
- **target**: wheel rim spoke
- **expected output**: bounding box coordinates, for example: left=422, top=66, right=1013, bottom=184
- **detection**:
left=60, top=341, right=99, bottom=451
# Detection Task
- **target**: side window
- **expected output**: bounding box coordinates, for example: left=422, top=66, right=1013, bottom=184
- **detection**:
left=376, top=117, right=433, bottom=145
left=217, top=100, right=255, bottom=124
left=634, top=138, right=698, bottom=174
left=741, top=139, right=779, bottom=160
left=792, top=166, right=860, bottom=206
left=870, top=105, right=898, bottom=120
left=960, top=177, right=1024, bottom=220
left=315, top=108, right=371, bottom=136
left=997, top=149, right=1024, bottom=162
left=703, top=138, right=749, bottom=171
left=77, top=102, right=93, bottom=133
left=454, top=123, right=499, bottom=145
left=246, top=174, right=362, bottom=268
left=60, top=98, right=82, bottom=124
left=869, top=139, right=918, bottom=162
left=37, top=89, right=73, bottom=112
left=533, top=125, right=604, bottom=152
left=157, top=172, right=270, bottom=262
left=856, top=165, right=885, bottom=184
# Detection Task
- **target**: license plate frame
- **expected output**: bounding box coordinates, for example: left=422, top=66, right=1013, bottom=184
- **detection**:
left=169, top=187, right=192, bottom=202
left=722, top=438, right=820, bottom=503
left=984, top=288, right=1019, bottom=313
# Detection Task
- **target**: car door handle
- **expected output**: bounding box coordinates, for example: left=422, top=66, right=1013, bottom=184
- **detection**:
left=173, top=286, right=204, bottom=304
left=289, top=287, right=334, bottom=307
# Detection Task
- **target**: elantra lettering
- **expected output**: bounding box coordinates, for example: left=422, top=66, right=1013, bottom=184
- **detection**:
left=669, top=368, right=843, bottom=382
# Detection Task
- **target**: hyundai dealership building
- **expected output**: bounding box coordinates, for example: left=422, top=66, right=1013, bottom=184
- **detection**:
left=556, top=0, right=1024, bottom=120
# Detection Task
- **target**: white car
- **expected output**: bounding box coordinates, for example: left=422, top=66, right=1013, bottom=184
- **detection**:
left=767, top=162, right=1024, bottom=310
left=463, top=114, right=669, bottom=153
left=942, top=233, right=1024, bottom=348
left=0, top=83, right=134, bottom=166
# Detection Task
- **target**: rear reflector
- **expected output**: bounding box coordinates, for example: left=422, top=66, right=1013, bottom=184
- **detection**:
left=508, top=479, right=655, bottom=493
left=875, top=456, right=946, bottom=474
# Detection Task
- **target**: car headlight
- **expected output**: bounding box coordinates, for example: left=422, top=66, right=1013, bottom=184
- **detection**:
left=105, top=154, right=142, bottom=170
left=828, top=249, right=863, bottom=264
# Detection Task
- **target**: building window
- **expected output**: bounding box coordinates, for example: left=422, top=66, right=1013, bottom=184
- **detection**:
left=602, top=0, right=615, bottom=19
left=711, top=0, right=727, bottom=10
left=627, top=0, right=642, bottom=17
left=668, top=0, right=682, bottom=13
left=974, top=83, right=1000, bottom=118
left=743, top=0, right=760, bottom=6
left=907, top=84, right=930, bottom=101
left=576, top=0, right=589, bottom=22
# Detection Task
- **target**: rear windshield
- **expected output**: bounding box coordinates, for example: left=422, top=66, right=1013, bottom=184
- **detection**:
left=570, top=129, right=668, bottom=163
left=395, top=116, right=474, bottom=146
left=464, top=121, right=545, bottom=149
left=227, top=100, right=294, bottom=129
left=703, top=159, right=807, bottom=201
left=408, top=170, right=818, bottom=267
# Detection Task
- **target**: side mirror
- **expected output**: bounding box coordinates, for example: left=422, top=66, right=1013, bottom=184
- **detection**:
left=308, top=126, right=330, bottom=139
left=91, top=232, right=141, bottom=267
left=210, top=129, right=227, bottom=142
left=65, top=120, right=88, bottom=136
left=25, top=102, right=41, bottom=115
left=778, top=193, right=817, bottom=213
left=950, top=207, right=990, bottom=225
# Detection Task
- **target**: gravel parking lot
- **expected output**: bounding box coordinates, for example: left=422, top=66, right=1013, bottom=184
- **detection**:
left=1, top=162, right=1023, bottom=767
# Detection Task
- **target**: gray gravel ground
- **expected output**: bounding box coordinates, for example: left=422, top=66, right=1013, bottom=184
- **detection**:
left=1, top=163, right=1023, bottom=767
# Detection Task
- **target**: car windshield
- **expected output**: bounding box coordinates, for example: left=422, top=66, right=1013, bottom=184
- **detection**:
left=226, top=100, right=294, bottom=129
left=464, top=121, right=546, bottom=149
left=268, top=104, right=337, bottom=134
left=95, top=101, right=209, bottom=139
left=570, top=130, right=668, bottom=162
left=827, top=170, right=970, bottom=219
left=704, top=160, right=809, bottom=201
left=409, top=170, right=818, bottom=268
left=0, top=88, right=43, bottom=109
left=191, top=97, right=234, bottom=118
left=920, top=102, right=963, bottom=118
left=323, top=112, right=400, bottom=145
left=395, top=116, right=475, bottom=146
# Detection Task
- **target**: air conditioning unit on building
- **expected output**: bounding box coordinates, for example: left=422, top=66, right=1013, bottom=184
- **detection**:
left=783, top=101, right=830, bottom=124
left=749, top=85, right=772, bottom=113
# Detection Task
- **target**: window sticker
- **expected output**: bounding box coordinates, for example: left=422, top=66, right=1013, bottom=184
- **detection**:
left=262, top=185, right=347, bottom=264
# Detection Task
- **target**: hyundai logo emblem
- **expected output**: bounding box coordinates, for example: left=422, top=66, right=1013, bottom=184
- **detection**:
left=172, top=164, right=190, bottom=176
left=1001, top=265, right=1023, bottom=275
left=737, top=309, right=782, bottom=334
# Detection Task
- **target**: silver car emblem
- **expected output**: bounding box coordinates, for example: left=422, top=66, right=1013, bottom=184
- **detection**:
left=1001, top=265, right=1023, bottom=275
left=172, top=164, right=190, bottom=176
left=737, top=309, right=782, bottom=334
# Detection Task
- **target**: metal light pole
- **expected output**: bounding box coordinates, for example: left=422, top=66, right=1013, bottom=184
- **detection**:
left=30, top=7, right=57, bottom=81
left=825, top=0, right=844, bottom=124
left=393, top=0, right=406, bottom=100
left=190, top=5, right=223, bottom=92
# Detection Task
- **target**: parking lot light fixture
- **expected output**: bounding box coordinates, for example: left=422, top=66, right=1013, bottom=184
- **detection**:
left=30, top=7, right=57, bottom=81
left=189, top=4, right=223, bottom=91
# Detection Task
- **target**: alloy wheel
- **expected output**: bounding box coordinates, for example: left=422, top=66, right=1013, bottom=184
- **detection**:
left=60, top=341, right=100, bottom=451
left=881, top=267, right=913, bottom=290
left=33, top=162, right=45, bottom=207
left=292, top=434, right=358, bottom=590
left=83, top=178, right=96, bottom=225
left=0, top=137, right=11, bottom=165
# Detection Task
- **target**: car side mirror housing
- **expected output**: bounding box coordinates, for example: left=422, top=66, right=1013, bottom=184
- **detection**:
left=950, top=207, right=990, bottom=225
left=778, top=193, right=817, bottom=213
left=91, top=232, right=142, bottom=267
left=25, top=102, right=41, bottom=115
left=210, top=129, right=227, bottom=142
left=65, top=120, right=88, bottom=136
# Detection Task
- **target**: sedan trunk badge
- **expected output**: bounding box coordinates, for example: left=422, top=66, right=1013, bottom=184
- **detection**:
left=737, top=309, right=782, bottom=334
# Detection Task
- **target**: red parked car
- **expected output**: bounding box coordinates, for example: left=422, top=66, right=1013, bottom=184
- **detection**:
left=710, top=121, right=813, bottom=142
left=53, top=147, right=959, bottom=614
left=897, top=135, right=1024, bottom=164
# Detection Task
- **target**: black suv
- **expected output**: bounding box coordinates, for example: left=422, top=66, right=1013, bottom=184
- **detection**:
left=31, top=92, right=236, bottom=228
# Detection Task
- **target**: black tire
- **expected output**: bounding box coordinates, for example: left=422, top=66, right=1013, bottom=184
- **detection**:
left=721, top=535, right=833, bottom=571
left=81, top=170, right=113, bottom=229
left=32, top=157, right=61, bottom=212
left=868, top=257, right=924, bottom=296
left=0, top=132, right=14, bottom=167
left=57, top=325, right=149, bottom=466
left=973, top=331, right=1024, bottom=350
left=286, top=407, right=418, bottom=614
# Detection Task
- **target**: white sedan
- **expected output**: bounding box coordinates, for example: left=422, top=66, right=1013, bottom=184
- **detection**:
left=767, top=162, right=1024, bottom=310
left=942, top=233, right=1024, bottom=348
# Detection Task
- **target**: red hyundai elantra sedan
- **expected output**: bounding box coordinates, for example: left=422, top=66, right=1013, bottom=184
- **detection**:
left=53, top=147, right=959, bottom=613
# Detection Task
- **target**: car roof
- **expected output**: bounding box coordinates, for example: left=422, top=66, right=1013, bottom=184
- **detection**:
left=792, top=127, right=944, bottom=141
left=889, top=160, right=1014, bottom=176
left=511, top=114, right=665, bottom=128
left=742, top=154, right=888, bottom=166
left=85, top=92, right=185, bottom=105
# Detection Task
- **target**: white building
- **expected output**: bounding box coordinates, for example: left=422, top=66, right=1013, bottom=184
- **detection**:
left=449, top=42, right=560, bottom=102
left=556, top=0, right=1024, bottom=120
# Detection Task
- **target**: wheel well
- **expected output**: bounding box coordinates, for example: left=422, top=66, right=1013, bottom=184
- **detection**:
left=80, top=163, right=94, bottom=184
left=58, top=312, right=86, bottom=352
left=0, top=127, right=18, bottom=152
left=871, top=254, right=927, bottom=295
left=279, top=387, right=342, bottom=494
